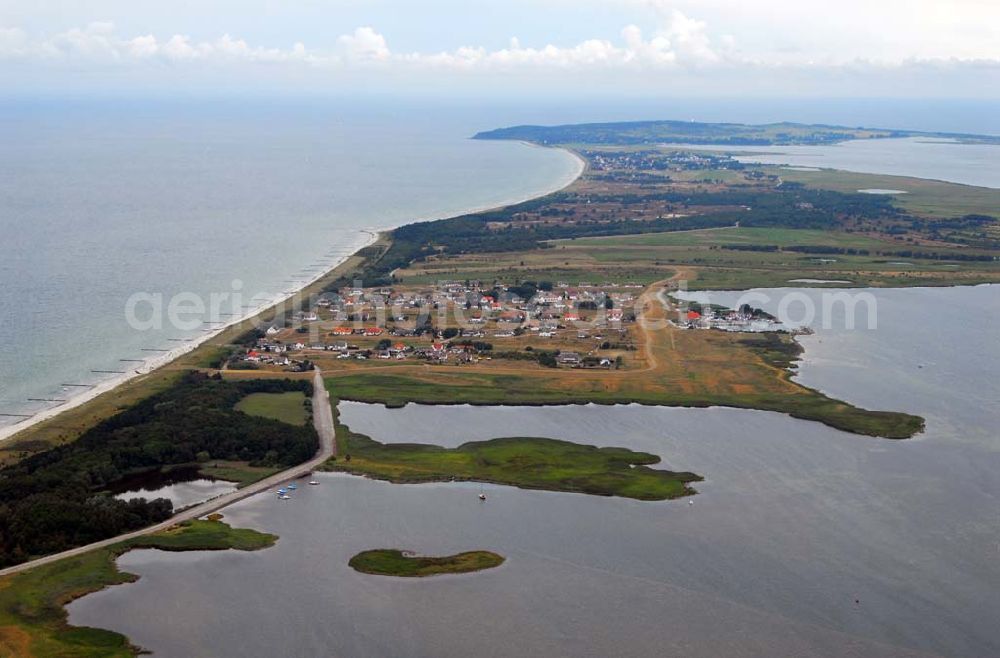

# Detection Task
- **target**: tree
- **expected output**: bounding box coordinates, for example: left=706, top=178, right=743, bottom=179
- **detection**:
left=537, top=351, right=558, bottom=368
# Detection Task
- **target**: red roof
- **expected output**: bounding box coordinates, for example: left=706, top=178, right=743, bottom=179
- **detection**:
left=687, top=311, right=701, bottom=320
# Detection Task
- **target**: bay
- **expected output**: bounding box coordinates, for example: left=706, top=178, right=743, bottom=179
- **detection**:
left=674, top=137, right=1000, bottom=188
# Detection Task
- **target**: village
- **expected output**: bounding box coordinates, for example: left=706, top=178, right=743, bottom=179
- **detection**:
left=581, top=147, right=747, bottom=175
left=233, top=279, right=648, bottom=372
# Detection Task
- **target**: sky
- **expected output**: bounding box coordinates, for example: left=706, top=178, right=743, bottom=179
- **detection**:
left=0, top=0, right=998, bottom=98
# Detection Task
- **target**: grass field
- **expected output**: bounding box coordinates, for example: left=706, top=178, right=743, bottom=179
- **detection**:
left=235, top=391, right=309, bottom=426
left=196, top=460, right=282, bottom=487
left=326, top=364, right=920, bottom=438
left=348, top=549, right=505, bottom=577
left=396, top=225, right=1000, bottom=291
left=768, top=167, right=1000, bottom=218
left=546, top=228, right=1000, bottom=289
left=397, top=264, right=670, bottom=286
left=0, top=519, right=276, bottom=657
left=325, top=408, right=702, bottom=500
left=562, top=227, right=899, bottom=249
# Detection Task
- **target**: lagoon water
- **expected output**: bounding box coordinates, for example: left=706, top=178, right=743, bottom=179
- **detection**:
left=681, top=137, right=1000, bottom=188
left=68, top=285, right=1000, bottom=657
left=110, top=465, right=238, bottom=510
left=0, top=100, right=582, bottom=429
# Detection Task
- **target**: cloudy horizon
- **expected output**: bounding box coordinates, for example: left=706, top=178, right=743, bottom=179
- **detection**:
left=0, top=0, right=998, bottom=97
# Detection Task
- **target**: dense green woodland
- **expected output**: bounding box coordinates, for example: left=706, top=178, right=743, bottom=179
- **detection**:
left=0, top=373, right=316, bottom=567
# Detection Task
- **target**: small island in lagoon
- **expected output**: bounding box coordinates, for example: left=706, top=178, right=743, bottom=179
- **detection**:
left=349, top=549, right=505, bottom=577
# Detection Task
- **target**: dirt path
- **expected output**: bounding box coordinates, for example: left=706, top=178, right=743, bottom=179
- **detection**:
left=632, top=267, right=693, bottom=372
left=0, top=367, right=336, bottom=578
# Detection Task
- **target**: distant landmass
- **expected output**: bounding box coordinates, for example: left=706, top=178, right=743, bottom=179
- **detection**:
left=473, top=119, right=1000, bottom=146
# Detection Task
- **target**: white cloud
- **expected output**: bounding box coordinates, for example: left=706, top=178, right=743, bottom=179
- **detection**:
left=0, top=10, right=995, bottom=96
left=337, top=26, right=390, bottom=62
left=623, top=0, right=1000, bottom=63
left=393, top=10, right=723, bottom=71
left=0, top=26, right=29, bottom=56
left=160, top=35, right=198, bottom=60
left=48, top=21, right=121, bottom=59
left=662, top=10, right=717, bottom=63
left=126, top=34, right=158, bottom=59
left=0, top=22, right=316, bottom=65
left=0, top=12, right=725, bottom=70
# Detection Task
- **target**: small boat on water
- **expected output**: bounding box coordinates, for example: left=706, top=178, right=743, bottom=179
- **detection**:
left=288, top=483, right=298, bottom=490
left=280, top=494, right=291, bottom=500
left=309, top=480, right=320, bottom=486
left=277, top=488, right=287, bottom=495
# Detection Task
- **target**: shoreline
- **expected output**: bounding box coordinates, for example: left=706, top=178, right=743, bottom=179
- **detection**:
left=0, top=231, right=378, bottom=444
left=0, top=143, right=585, bottom=446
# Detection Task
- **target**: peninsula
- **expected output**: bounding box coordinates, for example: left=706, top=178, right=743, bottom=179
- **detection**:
left=1, top=119, right=998, bottom=615
left=473, top=119, right=1000, bottom=146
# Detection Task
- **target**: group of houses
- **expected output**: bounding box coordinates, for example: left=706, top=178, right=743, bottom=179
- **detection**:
left=305, top=279, right=640, bottom=338
left=676, top=306, right=786, bottom=333
left=237, top=279, right=642, bottom=369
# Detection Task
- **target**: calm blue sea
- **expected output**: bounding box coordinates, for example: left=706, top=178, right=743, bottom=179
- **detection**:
left=0, top=99, right=582, bottom=428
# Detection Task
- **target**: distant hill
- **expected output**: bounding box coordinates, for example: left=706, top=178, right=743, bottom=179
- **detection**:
left=473, top=119, right=999, bottom=146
